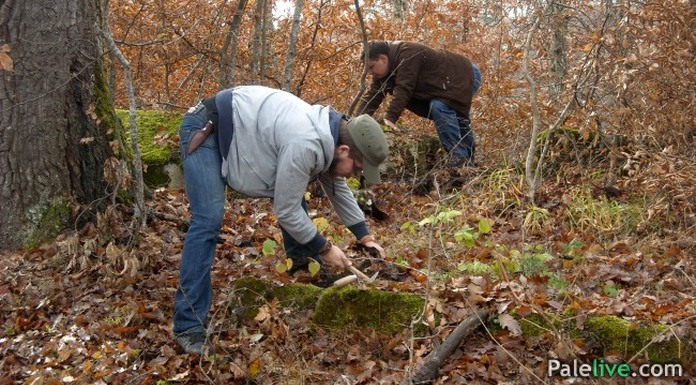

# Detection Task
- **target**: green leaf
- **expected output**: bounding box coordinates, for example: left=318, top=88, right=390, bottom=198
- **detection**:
left=275, top=260, right=288, bottom=273
left=418, top=216, right=434, bottom=226
left=454, top=226, right=476, bottom=247
left=436, top=209, right=462, bottom=223
left=400, top=221, right=415, bottom=232
left=262, top=239, right=277, bottom=256
left=308, top=258, right=321, bottom=276
left=457, top=260, right=492, bottom=275
left=346, top=177, right=361, bottom=190
left=478, top=218, right=491, bottom=234
left=603, top=283, right=619, bottom=297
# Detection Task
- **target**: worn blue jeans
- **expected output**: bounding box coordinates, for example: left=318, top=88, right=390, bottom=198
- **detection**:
left=428, top=63, right=482, bottom=166
left=279, top=199, right=318, bottom=271
left=173, top=106, right=226, bottom=335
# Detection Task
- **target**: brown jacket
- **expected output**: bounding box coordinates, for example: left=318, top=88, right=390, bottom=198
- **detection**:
left=357, top=41, right=474, bottom=122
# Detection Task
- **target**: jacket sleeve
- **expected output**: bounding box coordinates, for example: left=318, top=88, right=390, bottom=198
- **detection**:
left=317, top=173, right=369, bottom=239
left=356, top=80, right=386, bottom=117
left=273, top=144, right=327, bottom=253
left=385, top=44, right=425, bottom=123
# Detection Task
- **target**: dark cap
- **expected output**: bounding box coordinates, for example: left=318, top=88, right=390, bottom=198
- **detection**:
left=345, top=114, right=389, bottom=184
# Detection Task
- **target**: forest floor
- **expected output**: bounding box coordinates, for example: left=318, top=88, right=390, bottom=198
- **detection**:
left=1, top=157, right=695, bottom=384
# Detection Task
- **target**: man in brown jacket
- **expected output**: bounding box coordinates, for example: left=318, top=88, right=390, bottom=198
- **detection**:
left=357, top=41, right=481, bottom=167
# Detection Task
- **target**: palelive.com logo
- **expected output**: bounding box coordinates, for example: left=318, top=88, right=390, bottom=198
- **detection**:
left=548, top=359, right=684, bottom=378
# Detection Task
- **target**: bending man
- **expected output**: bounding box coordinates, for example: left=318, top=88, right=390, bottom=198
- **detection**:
left=357, top=40, right=481, bottom=167
left=175, top=85, right=389, bottom=354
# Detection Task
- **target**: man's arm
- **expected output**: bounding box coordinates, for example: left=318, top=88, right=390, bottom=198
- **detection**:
left=316, top=174, right=386, bottom=258
left=384, top=43, right=427, bottom=123
left=273, top=145, right=328, bottom=253
left=356, top=79, right=387, bottom=116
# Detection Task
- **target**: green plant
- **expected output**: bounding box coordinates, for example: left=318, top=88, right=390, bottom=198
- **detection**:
left=564, top=187, right=644, bottom=237
left=548, top=272, right=569, bottom=293
left=519, top=251, right=553, bottom=277
left=400, top=221, right=417, bottom=233
left=458, top=260, right=493, bottom=275
left=492, top=244, right=555, bottom=279
left=523, top=205, right=552, bottom=234
left=262, top=239, right=277, bottom=256
left=482, top=167, right=524, bottom=212
left=418, top=209, right=462, bottom=226
left=562, top=238, right=584, bottom=257
left=603, top=281, right=620, bottom=297
left=454, top=218, right=492, bottom=247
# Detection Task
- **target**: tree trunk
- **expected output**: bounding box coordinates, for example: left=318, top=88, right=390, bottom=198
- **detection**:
left=250, top=0, right=265, bottom=81
left=547, top=2, right=568, bottom=103
left=283, top=0, right=305, bottom=91
left=0, top=0, right=117, bottom=249
left=393, top=0, right=407, bottom=19
left=221, top=0, right=249, bottom=88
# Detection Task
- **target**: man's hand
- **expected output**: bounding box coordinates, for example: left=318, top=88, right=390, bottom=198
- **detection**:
left=361, top=237, right=386, bottom=258
left=319, top=245, right=352, bottom=270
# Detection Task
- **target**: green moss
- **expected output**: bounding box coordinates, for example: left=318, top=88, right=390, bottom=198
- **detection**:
left=312, top=286, right=425, bottom=335
left=115, top=109, right=182, bottom=186
left=233, top=277, right=273, bottom=320
left=273, top=284, right=323, bottom=310
left=584, top=315, right=687, bottom=364
left=233, top=277, right=322, bottom=320
left=93, top=62, right=122, bottom=147
left=518, top=313, right=554, bottom=337
left=24, top=197, right=72, bottom=248
left=394, top=134, right=441, bottom=179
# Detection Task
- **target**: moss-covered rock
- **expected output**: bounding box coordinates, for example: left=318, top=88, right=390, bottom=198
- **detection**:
left=505, top=311, right=691, bottom=365
left=313, top=286, right=425, bottom=335
left=584, top=315, right=688, bottom=364
left=233, top=277, right=322, bottom=320
left=115, top=110, right=182, bottom=187
left=391, top=133, right=441, bottom=180
left=232, top=277, right=426, bottom=336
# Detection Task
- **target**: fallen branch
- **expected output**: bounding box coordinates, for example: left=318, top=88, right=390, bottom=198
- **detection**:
left=402, top=308, right=490, bottom=385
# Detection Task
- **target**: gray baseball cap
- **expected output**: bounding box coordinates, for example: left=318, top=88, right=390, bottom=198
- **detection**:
left=345, top=114, right=389, bottom=184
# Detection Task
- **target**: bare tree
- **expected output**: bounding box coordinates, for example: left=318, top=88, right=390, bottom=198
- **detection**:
left=295, top=0, right=329, bottom=97
left=348, top=0, right=371, bottom=116
left=548, top=1, right=568, bottom=102
left=101, top=0, right=146, bottom=227
left=221, top=0, right=249, bottom=88
left=522, top=2, right=548, bottom=204
left=394, top=0, right=408, bottom=19
left=283, top=0, right=305, bottom=91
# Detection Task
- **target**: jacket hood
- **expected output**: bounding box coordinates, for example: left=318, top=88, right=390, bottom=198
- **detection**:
left=307, top=104, right=335, bottom=172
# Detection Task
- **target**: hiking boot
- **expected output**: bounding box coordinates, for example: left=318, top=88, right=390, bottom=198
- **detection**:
left=175, top=329, right=212, bottom=355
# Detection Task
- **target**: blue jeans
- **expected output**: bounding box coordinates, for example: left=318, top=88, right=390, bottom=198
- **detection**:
left=279, top=199, right=320, bottom=271
left=429, top=100, right=475, bottom=165
left=174, top=107, right=226, bottom=335
left=472, top=63, right=481, bottom=94
left=428, top=63, right=481, bottom=166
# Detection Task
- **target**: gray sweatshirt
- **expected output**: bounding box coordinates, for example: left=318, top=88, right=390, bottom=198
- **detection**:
left=218, top=86, right=368, bottom=252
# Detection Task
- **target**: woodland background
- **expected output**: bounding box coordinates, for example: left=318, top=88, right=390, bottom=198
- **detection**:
left=1, top=0, right=695, bottom=384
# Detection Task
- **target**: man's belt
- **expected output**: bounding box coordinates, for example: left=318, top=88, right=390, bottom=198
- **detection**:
left=186, top=120, right=215, bottom=155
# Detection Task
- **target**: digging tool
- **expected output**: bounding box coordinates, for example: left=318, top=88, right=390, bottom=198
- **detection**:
left=333, top=275, right=358, bottom=287
left=348, top=265, right=378, bottom=284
